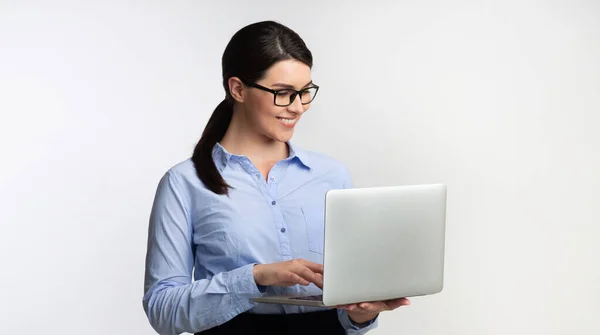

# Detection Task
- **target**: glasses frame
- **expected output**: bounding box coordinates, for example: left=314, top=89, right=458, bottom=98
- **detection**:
left=240, top=79, right=320, bottom=107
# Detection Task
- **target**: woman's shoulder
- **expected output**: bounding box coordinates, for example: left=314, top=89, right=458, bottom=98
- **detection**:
left=163, top=158, right=196, bottom=181
left=158, top=158, right=209, bottom=194
left=157, top=158, right=221, bottom=201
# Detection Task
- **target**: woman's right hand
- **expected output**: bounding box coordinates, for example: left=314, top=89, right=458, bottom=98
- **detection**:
left=253, top=259, right=324, bottom=288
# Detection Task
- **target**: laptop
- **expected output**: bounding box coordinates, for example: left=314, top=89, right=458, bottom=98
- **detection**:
left=252, top=183, right=447, bottom=307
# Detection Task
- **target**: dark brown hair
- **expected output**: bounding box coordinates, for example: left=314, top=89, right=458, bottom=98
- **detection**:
left=192, top=21, right=313, bottom=195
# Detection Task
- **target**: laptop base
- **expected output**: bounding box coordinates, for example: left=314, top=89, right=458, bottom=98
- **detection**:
left=251, top=294, right=328, bottom=307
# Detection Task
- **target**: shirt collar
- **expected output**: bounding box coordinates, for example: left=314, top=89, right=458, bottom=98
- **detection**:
left=287, top=141, right=311, bottom=169
left=212, top=141, right=311, bottom=172
left=212, top=142, right=232, bottom=173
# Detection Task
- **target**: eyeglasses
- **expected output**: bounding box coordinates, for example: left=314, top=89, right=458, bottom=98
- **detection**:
left=241, top=79, right=320, bottom=107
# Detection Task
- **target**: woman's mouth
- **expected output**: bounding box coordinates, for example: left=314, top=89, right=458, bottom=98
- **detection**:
left=276, top=117, right=298, bottom=127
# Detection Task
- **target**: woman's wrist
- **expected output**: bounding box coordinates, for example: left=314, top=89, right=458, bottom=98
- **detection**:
left=252, top=264, right=264, bottom=285
left=347, top=311, right=378, bottom=326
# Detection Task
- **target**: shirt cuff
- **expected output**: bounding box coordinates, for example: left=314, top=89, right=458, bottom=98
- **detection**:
left=337, top=309, right=379, bottom=334
left=227, top=263, right=264, bottom=297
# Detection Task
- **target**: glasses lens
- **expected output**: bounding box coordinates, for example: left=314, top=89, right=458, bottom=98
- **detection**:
left=275, top=89, right=295, bottom=106
left=299, top=87, right=318, bottom=104
left=274, top=87, right=318, bottom=106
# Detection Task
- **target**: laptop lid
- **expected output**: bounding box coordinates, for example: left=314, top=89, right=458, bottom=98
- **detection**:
left=321, top=183, right=447, bottom=306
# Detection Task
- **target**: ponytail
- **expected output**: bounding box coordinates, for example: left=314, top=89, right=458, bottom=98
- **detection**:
left=192, top=99, right=233, bottom=195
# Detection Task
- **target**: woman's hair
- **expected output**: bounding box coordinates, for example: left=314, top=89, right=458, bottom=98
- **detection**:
left=192, top=21, right=313, bottom=195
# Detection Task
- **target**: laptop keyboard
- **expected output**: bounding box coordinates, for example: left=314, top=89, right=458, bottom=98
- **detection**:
left=290, top=294, right=323, bottom=301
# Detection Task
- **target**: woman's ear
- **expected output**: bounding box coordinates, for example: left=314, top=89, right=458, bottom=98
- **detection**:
left=228, top=77, right=245, bottom=103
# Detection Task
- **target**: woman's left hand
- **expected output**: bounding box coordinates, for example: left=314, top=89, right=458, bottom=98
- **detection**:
left=337, top=298, right=411, bottom=324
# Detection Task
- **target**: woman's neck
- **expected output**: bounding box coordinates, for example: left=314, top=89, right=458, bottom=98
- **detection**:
left=220, top=111, right=289, bottom=163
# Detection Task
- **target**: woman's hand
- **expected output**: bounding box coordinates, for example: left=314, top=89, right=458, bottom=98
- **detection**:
left=253, top=259, right=324, bottom=288
left=338, top=298, right=411, bottom=324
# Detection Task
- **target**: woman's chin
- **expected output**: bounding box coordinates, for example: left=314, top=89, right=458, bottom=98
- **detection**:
left=268, top=130, right=295, bottom=143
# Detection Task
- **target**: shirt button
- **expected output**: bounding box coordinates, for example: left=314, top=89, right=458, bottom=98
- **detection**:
left=271, top=201, right=276, bottom=205
left=280, top=228, right=286, bottom=233
left=270, top=176, right=275, bottom=181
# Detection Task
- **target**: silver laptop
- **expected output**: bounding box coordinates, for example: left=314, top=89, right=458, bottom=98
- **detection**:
left=252, top=183, right=447, bottom=307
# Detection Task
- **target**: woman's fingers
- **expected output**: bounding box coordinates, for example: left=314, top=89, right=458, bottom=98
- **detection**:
left=357, top=302, right=380, bottom=312
left=314, top=273, right=324, bottom=289
left=300, top=260, right=324, bottom=274
left=280, top=271, right=310, bottom=286
left=378, top=298, right=410, bottom=310
left=338, top=303, right=359, bottom=311
left=257, top=258, right=325, bottom=287
left=290, top=261, right=322, bottom=286
left=338, top=298, right=411, bottom=313
left=387, top=298, right=410, bottom=308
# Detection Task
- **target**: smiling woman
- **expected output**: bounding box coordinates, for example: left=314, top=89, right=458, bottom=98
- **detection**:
left=141, top=20, right=408, bottom=335
left=222, top=59, right=317, bottom=148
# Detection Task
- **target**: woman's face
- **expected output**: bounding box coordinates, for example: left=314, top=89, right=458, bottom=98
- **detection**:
left=236, top=59, right=313, bottom=143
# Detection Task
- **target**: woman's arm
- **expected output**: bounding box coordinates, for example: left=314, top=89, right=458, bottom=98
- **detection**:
left=142, top=172, right=261, bottom=335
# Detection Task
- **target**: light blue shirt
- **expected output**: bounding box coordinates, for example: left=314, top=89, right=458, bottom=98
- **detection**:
left=143, top=142, right=378, bottom=334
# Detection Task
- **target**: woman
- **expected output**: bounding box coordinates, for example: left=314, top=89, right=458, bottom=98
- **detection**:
left=142, top=20, right=409, bottom=335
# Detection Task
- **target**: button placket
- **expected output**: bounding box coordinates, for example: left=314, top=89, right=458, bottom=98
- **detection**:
left=267, top=187, right=291, bottom=260
left=273, top=205, right=292, bottom=259
left=240, top=158, right=292, bottom=260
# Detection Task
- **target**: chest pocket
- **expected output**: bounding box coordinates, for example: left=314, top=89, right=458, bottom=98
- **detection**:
left=301, top=205, right=325, bottom=254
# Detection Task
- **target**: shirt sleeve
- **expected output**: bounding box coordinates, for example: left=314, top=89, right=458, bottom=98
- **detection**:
left=338, top=310, right=380, bottom=333
left=339, top=162, right=354, bottom=189
left=142, top=171, right=262, bottom=335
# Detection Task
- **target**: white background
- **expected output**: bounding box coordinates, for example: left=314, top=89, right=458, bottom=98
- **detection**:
left=1, top=1, right=599, bottom=334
